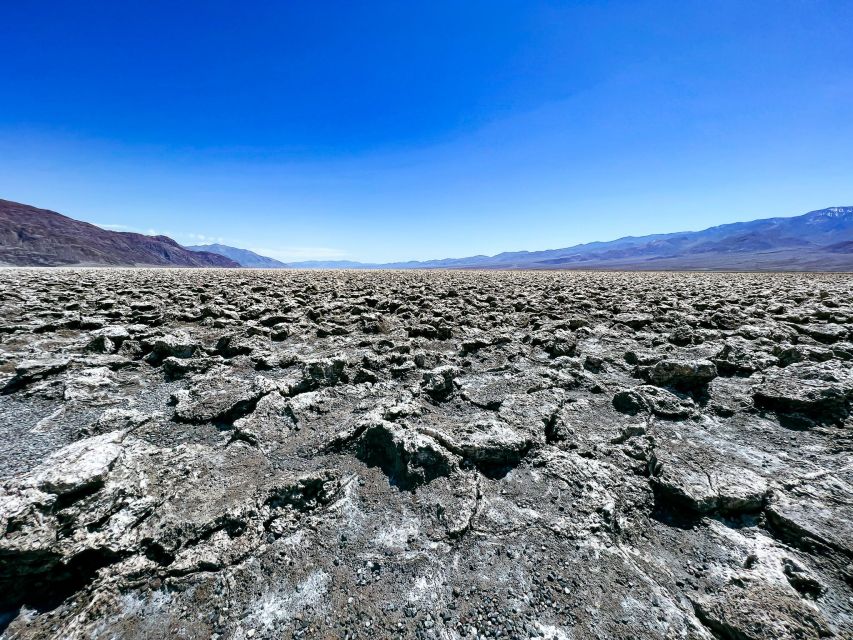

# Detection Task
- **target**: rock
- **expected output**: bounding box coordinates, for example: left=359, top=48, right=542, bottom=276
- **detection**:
left=709, top=310, right=742, bottom=330
left=354, top=420, right=457, bottom=488
left=2, top=357, right=71, bottom=393
left=85, top=333, right=116, bottom=354
left=713, top=339, right=777, bottom=376
left=773, top=344, right=833, bottom=367
left=232, top=392, right=298, bottom=449
left=161, top=355, right=222, bottom=380
left=258, top=313, right=290, bottom=327
left=653, top=459, right=769, bottom=514
left=614, top=312, right=653, bottom=329
left=265, top=469, right=341, bottom=512
left=667, top=325, right=695, bottom=346
left=457, top=373, right=515, bottom=409
left=216, top=333, right=268, bottom=357
left=460, top=332, right=510, bottom=354
left=644, top=358, right=717, bottom=390
left=831, top=341, right=853, bottom=360
left=62, top=366, right=118, bottom=403
left=531, top=329, right=578, bottom=358
left=302, top=357, right=347, bottom=388
left=766, top=485, right=853, bottom=558
left=85, top=326, right=130, bottom=354
left=89, top=408, right=152, bottom=435
left=782, top=558, right=824, bottom=597
left=173, top=371, right=271, bottom=423
left=583, top=355, right=605, bottom=372
left=421, top=365, right=458, bottom=399
left=353, top=367, right=379, bottom=384
left=624, top=349, right=661, bottom=366
left=613, top=385, right=694, bottom=419
left=799, top=322, right=848, bottom=344
left=147, top=330, right=198, bottom=360
left=446, top=419, right=534, bottom=468
left=753, top=361, right=853, bottom=425
left=407, top=323, right=452, bottom=340
left=117, top=339, right=143, bottom=358
left=25, top=431, right=125, bottom=496
left=692, top=583, right=830, bottom=639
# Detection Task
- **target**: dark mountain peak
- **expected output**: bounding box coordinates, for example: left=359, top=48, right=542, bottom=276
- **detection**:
left=150, top=235, right=183, bottom=247
left=0, top=198, right=238, bottom=267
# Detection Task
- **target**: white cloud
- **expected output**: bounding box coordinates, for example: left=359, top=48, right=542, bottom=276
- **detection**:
left=182, top=232, right=226, bottom=244
left=249, top=246, right=348, bottom=262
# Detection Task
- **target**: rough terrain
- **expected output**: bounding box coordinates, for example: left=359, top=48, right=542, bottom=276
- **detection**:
left=0, top=268, right=852, bottom=640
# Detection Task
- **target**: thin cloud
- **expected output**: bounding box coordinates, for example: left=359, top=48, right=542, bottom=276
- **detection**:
left=183, top=232, right=226, bottom=244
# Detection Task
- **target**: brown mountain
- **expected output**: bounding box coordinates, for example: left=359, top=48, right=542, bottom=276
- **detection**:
left=0, top=198, right=238, bottom=267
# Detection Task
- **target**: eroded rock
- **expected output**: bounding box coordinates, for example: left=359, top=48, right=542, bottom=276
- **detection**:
left=753, top=361, right=853, bottom=425
left=0, top=269, right=851, bottom=639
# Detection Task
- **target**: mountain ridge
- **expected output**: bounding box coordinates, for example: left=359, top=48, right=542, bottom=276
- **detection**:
left=0, top=199, right=238, bottom=267
left=1, top=198, right=851, bottom=271
left=184, top=243, right=288, bottom=268
left=289, top=206, right=853, bottom=271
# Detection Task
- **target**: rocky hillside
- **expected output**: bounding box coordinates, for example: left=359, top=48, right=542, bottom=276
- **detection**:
left=0, top=199, right=238, bottom=267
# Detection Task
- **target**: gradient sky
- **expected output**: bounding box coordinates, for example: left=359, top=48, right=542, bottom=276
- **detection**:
left=1, top=1, right=852, bottom=263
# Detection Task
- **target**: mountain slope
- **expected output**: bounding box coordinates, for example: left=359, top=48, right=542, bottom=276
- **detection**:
left=501, top=206, right=853, bottom=270
left=185, top=243, right=288, bottom=268
left=0, top=199, right=238, bottom=267
left=3, top=197, right=851, bottom=271
left=291, top=206, right=853, bottom=271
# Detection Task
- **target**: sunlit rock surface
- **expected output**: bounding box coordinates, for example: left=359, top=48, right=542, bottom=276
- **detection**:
left=0, top=268, right=851, bottom=639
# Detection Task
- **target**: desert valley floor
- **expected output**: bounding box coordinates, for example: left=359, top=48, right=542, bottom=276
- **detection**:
left=0, top=269, right=852, bottom=639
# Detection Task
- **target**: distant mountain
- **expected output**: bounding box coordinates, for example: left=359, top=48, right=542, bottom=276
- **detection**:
left=0, top=199, right=238, bottom=267
left=185, top=243, right=288, bottom=268
left=3, top=197, right=851, bottom=271
left=291, top=206, right=853, bottom=271
left=288, top=260, right=373, bottom=269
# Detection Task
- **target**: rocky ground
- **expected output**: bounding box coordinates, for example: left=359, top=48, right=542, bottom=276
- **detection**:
left=0, top=268, right=851, bottom=640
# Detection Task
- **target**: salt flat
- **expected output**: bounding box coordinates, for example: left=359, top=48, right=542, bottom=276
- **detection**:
left=1, top=269, right=851, bottom=639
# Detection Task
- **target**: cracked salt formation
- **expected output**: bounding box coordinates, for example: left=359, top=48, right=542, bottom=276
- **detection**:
left=0, top=268, right=851, bottom=639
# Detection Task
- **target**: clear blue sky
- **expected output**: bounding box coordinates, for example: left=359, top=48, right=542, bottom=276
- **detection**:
left=1, top=1, right=851, bottom=262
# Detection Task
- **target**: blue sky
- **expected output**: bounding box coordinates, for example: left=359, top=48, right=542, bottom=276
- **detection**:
left=1, top=1, right=852, bottom=262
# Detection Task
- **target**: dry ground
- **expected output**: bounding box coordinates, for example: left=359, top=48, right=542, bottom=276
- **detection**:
left=1, top=269, right=852, bottom=639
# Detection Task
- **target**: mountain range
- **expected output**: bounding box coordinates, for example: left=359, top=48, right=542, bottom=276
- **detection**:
left=185, top=243, right=288, bottom=268
left=284, top=206, right=853, bottom=271
left=0, top=197, right=851, bottom=271
left=0, top=199, right=237, bottom=267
